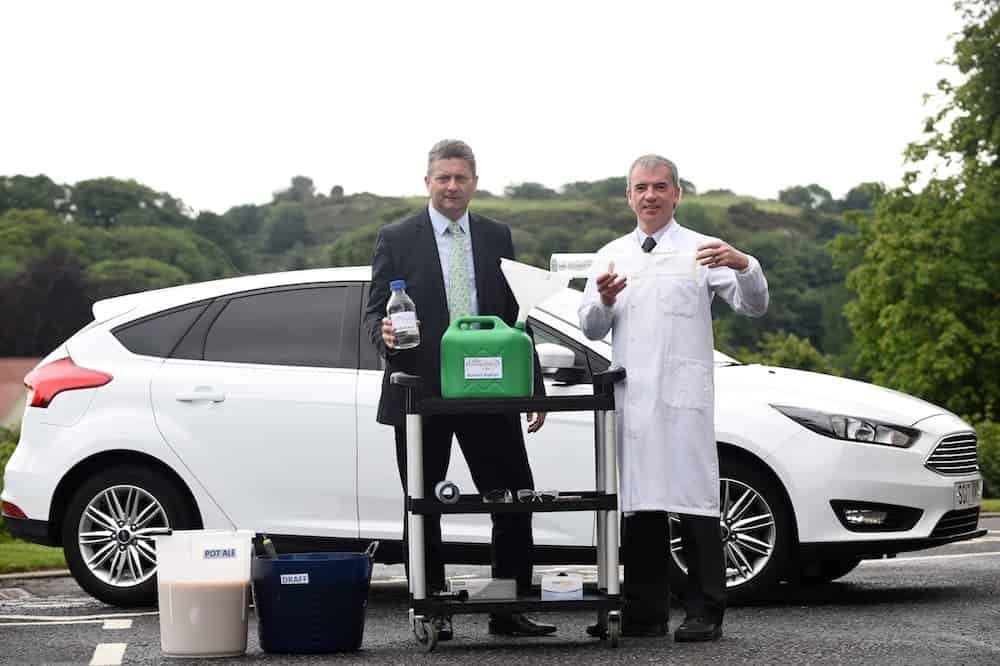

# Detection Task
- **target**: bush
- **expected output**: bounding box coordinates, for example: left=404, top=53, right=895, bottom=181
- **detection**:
left=0, top=427, right=19, bottom=537
left=975, top=420, right=1000, bottom=499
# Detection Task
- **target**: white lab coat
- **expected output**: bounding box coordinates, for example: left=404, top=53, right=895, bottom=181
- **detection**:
left=578, top=222, right=769, bottom=516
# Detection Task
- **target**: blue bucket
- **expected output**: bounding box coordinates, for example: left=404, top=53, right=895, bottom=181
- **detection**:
left=251, top=544, right=377, bottom=653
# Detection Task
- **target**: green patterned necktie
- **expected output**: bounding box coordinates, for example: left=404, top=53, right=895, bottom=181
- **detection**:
left=447, top=220, right=472, bottom=322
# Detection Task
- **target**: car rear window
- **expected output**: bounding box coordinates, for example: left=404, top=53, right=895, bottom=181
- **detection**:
left=113, top=302, right=209, bottom=358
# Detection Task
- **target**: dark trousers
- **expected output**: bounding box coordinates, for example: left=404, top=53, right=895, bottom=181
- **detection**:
left=394, top=412, right=534, bottom=592
left=623, top=512, right=726, bottom=624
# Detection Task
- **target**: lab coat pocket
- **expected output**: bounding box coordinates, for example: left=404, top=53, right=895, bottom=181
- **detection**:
left=660, top=358, right=712, bottom=410
left=658, top=278, right=699, bottom=318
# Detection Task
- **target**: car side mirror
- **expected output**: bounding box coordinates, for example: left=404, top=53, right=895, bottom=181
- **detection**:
left=536, top=343, right=575, bottom=372
left=536, top=342, right=586, bottom=385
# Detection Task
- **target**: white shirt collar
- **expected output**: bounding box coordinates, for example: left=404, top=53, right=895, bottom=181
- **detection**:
left=634, top=218, right=678, bottom=249
left=429, top=204, right=470, bottom=237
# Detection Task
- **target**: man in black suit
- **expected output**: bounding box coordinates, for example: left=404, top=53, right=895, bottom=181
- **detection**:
left=363, top=139, right=554, bottom=639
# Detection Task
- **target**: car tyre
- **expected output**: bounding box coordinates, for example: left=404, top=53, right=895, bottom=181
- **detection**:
left=668, top=456, right=795, bottom=605
left=62, top=464, right=197, bottom=607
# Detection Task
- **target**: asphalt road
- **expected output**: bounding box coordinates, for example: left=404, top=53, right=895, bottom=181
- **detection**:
left=2, top=517, right=998, bottom=665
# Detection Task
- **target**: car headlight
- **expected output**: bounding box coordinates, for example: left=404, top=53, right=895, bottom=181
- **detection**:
left=771, top=405, right=919, bottom=448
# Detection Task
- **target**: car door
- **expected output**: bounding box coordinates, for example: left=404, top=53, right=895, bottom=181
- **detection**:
left=150, top=283, right=361, bottom=538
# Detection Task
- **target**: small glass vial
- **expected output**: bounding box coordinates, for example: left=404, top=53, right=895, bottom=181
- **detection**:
left=387, top=279, right=420, bottom=349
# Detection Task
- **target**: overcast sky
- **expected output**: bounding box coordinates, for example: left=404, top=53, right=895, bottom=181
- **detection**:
left=1, top=1, right=963, bottom=214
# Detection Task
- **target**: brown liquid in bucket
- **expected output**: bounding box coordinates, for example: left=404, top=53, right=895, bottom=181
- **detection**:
left=158, top=580, right=248, bottom=658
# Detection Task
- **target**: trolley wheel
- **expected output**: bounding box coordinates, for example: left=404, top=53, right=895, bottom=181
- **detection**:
left=607, top=612, right=622, bottom=648
left=414, top=617, right=438, bottom=652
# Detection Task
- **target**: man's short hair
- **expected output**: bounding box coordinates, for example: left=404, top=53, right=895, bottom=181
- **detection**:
left=428, top=139, right=477, bottom=176
left=627, top=154, right=679, bottom=190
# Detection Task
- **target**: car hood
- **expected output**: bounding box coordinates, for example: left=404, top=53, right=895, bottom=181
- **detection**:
left=719, top=364, right=952, bottom=427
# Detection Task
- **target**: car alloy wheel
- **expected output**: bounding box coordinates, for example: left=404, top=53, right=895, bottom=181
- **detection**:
left=670, top=478, right=777, bottom=586
left=77, top=484, right=170, bottom=587
left=668, top=456, right=794, bottom=603
left=63, top=464, right=197, bottom=606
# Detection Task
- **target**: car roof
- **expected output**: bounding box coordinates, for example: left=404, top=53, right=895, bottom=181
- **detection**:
left=94, top=265, right=741, bottom=366
left=93, top=266, right=373, bottom=324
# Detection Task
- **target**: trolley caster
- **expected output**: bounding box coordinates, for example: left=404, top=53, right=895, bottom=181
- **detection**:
left=606, top=611, right=621, bottom=648
left=413, top=616, right=438, bottom=652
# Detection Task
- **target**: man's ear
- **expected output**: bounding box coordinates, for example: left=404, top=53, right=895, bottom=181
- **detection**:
left=424, top=175, right=431, bottom=190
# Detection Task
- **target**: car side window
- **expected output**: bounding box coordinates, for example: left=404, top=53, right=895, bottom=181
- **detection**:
left=203, top=285, right=359, bottom=368
left=112, top=302, right=209, bottom=358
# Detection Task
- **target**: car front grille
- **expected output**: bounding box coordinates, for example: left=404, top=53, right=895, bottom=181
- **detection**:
left=925, top=432, right=978, bottom=475
left=930, top=508, right=980, bottom=538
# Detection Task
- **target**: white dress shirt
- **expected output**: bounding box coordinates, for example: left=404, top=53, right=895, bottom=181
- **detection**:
left=428, top=204, right=479, bottom=316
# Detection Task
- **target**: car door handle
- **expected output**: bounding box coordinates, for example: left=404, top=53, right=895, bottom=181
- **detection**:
left=175, top=390, right=226, bottom=403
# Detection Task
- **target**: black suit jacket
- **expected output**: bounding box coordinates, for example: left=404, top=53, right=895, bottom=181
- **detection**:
left=364, top=208, right=545, bottom=426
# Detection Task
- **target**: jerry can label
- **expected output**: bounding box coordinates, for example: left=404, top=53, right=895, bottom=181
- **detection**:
left=465, top=357, right=502, bottom=379
left=203, top=548, right=236, bottom=559
left=280, top=573, right=310, bottom=585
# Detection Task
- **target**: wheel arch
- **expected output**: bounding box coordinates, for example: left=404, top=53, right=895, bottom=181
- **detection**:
left=48, top=450, right=204, bottom=546
left=717, top=441, right=801, bottom=549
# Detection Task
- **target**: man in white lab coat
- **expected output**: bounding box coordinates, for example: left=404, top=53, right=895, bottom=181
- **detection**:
left=579, top=155, right=769, bottom=641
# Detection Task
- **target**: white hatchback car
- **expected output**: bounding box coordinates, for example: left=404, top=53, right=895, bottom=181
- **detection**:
left=2, top=266, right=985, bottom=607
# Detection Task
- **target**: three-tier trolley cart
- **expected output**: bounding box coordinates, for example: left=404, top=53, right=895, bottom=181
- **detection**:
left=390, top=367, right=627, bottom=652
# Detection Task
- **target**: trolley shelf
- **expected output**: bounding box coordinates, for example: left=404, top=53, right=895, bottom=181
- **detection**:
left=418, top=393, right=613, bottom=415
left=409, top=491, right=616, bottom=515
left=413, top=590, right=621, bottom=616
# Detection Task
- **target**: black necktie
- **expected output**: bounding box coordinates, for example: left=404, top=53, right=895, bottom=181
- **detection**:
left=641, top=236, right=657, bottom=253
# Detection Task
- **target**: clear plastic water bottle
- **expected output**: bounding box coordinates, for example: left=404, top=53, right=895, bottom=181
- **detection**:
left=387, top=279, right=420, bottom=350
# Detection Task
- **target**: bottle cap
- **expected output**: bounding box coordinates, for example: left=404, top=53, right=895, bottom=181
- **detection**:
left=389, top=279, right=406, bottom=290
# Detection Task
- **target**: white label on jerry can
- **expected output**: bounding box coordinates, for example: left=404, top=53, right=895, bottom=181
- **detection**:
left=465, top=357, right=503, bottom=379
left=280, top=573, right=310, bottom=585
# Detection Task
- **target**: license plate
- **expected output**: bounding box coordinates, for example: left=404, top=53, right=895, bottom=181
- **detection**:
left=954, top=480, right=982, bottom=510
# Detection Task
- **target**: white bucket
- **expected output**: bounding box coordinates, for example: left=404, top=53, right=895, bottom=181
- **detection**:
left=154, top=530, right=254, bottom=658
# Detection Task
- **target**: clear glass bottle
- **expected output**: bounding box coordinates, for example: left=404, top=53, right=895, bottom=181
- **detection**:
left=387, top=279, right=420, bottom=350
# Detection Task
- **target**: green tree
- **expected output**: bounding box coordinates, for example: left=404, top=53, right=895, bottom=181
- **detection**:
left=85, top=258, right=190, bottom=301
left=831, top=0, right=1000, bottom=419
left=72, top=178, right=189, bottom=228
left=504, top=182, right=558, bottom=199
left=561, top=177, right=627, bottom=199
left=267, top=202, right=310, bottom=253
left=572, top=228, right=619, bottom=252
left=329, top=223, right=380, bottom=267
left=739, top=331, right=840, bottom=375
left=0, top=175, right=65, bottom=214
left=779, top=184, right=832, bottom=209
left=840, top=182, right=885, bottom=211
left=274, top=176, right=316, bottom=204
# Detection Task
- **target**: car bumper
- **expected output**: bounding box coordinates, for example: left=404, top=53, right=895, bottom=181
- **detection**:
left=800, top=527, right=987, bottom=560
left=4, top=516, right=56, bottom=546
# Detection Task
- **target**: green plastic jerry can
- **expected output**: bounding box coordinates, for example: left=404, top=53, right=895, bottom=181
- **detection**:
left=440, top=316, right=534, bottom=398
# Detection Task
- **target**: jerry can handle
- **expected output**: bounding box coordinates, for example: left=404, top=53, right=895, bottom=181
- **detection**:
left=450, top=315, right=505, bottom=330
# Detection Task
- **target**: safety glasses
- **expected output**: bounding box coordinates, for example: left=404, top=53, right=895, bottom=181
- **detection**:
left=483, top=489, right=559, bottom=503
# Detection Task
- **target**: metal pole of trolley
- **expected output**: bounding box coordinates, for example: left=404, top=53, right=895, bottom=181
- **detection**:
left=602, top=408, right=620, bottom=596
left=594, top=412, right=607, bottom=592
left=393, top=373, right=427, bottom=601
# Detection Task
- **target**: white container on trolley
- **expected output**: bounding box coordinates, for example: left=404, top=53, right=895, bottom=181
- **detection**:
left=154, top=529, right=254, bottom=658
left=541, top=572, right=584, bottom=601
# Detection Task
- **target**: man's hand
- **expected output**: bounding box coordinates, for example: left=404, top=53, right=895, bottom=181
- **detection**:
left=382, top=316, right=421, bottom=349
left=381, top=316, right=396, bottom=349
left=697, top=240, right=749, bottom=271
left=595, top=261, right=627, bottom=306
left=526, top=412, right=546, bottom=433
